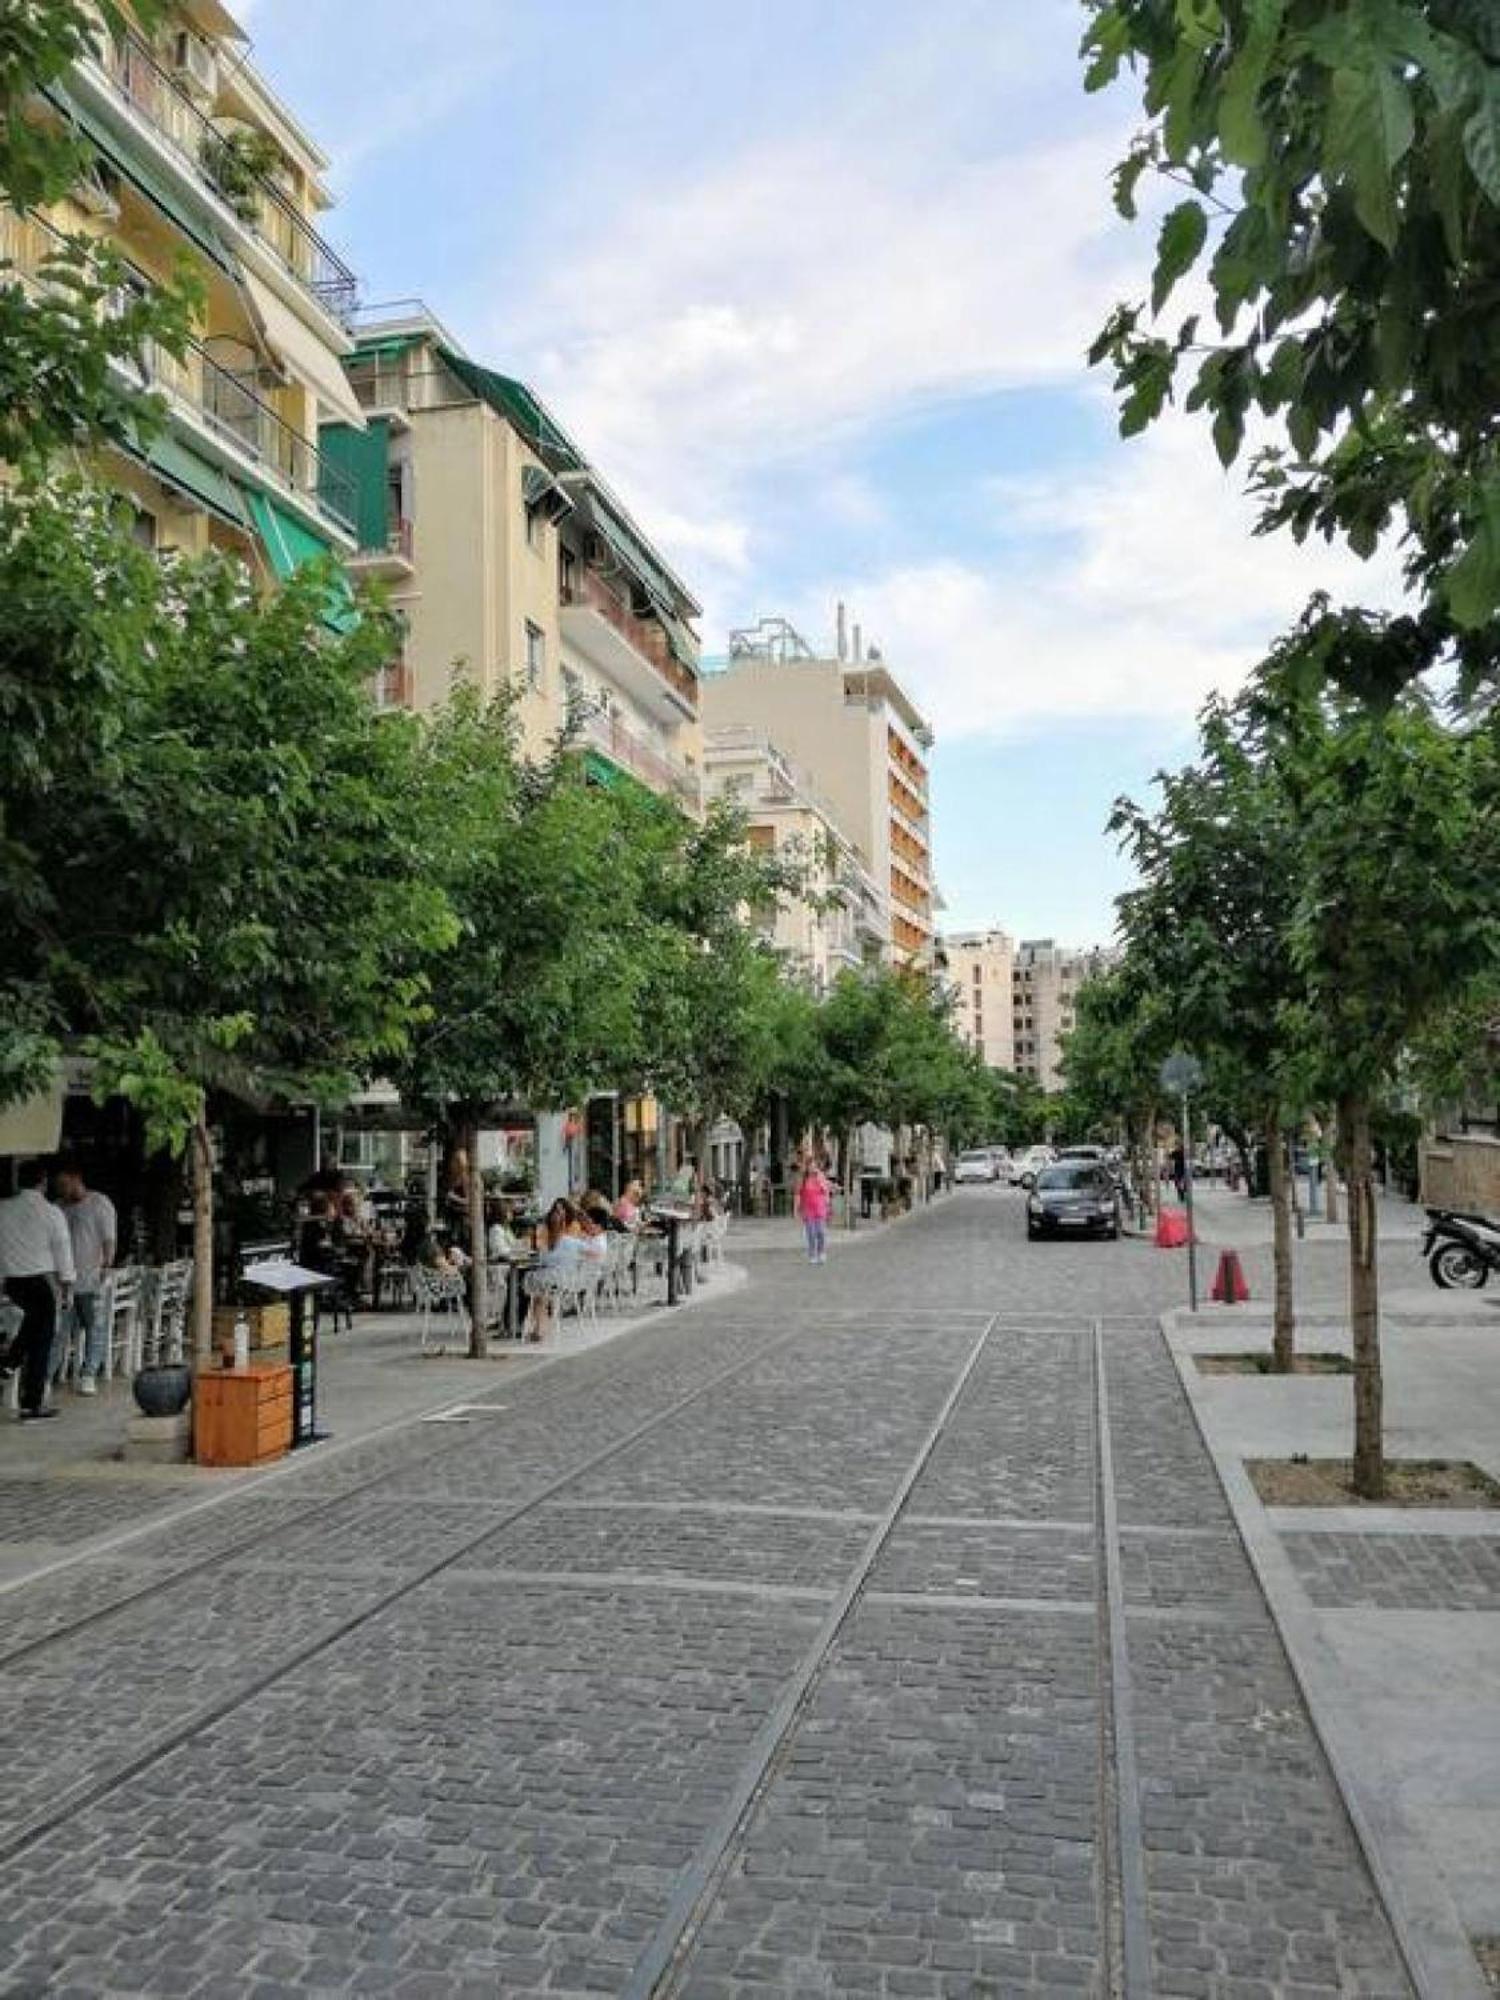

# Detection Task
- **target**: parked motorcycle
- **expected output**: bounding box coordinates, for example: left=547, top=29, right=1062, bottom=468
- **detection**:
left=1422, top=1207, right=1500, bottom=1289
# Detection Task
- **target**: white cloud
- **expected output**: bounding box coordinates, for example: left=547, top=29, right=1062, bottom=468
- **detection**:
left=817, top=414, right=1410, bottom=744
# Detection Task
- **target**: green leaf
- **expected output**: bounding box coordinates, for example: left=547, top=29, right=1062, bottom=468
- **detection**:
left=1152, top=199, right=1209, bottom=314
left=1326, top=64, right=1416, bottom=249
left=1219, top=0, right=1286, bottom=168
left=1445, top=486, right=1500, bottom=629
left=1462, top=71, right=1500, bottom=205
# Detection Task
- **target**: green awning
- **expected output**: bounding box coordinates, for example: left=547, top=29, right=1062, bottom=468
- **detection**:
left=243, top=489, right=359, bottom=634
left=319, top=418, right=391, bottom=552
left=436, top=346, right=583, bottom=472
left=42, top=84, right=236, bottom=277
left=142, top=431, right=245, bottom=529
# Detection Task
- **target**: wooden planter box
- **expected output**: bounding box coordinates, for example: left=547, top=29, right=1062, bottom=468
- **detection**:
left=194, top=1363, right=293, bottom=1468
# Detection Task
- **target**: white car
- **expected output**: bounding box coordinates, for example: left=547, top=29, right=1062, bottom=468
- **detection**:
left=953, top=1150, right=999, bottom=1185
left=1010, top=1145, right=1056, bottom=1189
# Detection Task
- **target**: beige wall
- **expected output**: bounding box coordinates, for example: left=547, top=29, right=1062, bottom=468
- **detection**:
left=1421, top=1133, right=1500, bottom=1213
left=947, top=931, right=1015, bottom=1072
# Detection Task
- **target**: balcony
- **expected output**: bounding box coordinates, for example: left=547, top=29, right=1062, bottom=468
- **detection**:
left=561, top=564, right=699, bottom=721
left=348, top=514, right=414, bottom=578
left=581, top=706, right=701, bottom=811
left=1, top=206, right=355, bottom=537
left=86, top=28, right=359, bottom=322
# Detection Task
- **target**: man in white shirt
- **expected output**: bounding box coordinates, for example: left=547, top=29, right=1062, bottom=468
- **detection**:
left=0, top=1159, right=75, bottom=1421
left=53, top=1157, right=117, bottom=1395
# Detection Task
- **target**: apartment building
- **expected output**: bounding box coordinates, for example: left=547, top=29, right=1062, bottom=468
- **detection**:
left=1012, top=939, right=1116, bottom=1090
left=700, top=616, right=936, bottom=963
left=945, top=929, right=1016, bottom=1073
left=11, top=2, right=365, bottom=581
left=321, top=304, right=703, bottom=807
left=704, top=727, right=888, bottom=991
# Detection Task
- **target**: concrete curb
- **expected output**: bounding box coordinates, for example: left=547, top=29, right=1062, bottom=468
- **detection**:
left=1162, top=1308, right=1490, bottom=2000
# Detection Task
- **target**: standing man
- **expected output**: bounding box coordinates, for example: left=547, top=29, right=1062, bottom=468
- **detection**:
left=0, top=1159, right=75, bottom=1421
left=53, top=1157, right=116, bottom=1395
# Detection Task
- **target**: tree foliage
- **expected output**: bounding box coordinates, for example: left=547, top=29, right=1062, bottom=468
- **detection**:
left=1083, top=0, right=1500, bottom=688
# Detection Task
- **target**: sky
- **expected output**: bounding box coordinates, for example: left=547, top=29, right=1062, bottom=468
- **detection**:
left=242, top=0, right=1400, bottom=945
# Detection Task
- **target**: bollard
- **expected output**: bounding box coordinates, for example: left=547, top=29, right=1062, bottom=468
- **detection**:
left=1210, top=1248, right=1250, bottom=1304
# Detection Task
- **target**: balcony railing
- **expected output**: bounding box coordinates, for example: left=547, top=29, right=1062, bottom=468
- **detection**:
left=581, top=706, right=700, bottom=808
left=1, top=204, right=356, bottom=536
left=352, top=515, right=413, bottom=563
left=562, top=564, right=700, bottom=713
left=92, top=29, right=359, bottom=321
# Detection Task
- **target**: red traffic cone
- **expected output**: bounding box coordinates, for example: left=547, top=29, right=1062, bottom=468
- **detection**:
left=1211, top=1248, right=1249, bottom=1304
left=1155, top=1206, right=1190, bottom=1249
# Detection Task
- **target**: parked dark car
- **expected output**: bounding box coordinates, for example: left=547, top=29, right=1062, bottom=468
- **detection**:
left=1026, top=1162, right=1120, bottom=1241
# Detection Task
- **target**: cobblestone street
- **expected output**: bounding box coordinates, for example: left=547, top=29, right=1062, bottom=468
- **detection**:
left=0, top=1193, right=1417, bottom=1998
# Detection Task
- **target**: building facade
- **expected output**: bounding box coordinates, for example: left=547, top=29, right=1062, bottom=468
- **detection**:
left=945, top=929, right=1016, bottom=1074
left=12, top=2, right=365, bottom=578
left=700, top=617, right=936, bottom=963
left=704, top=726, right=888, bottom=991
left=1012, top=939, right=1116, bottom=1091
left=322, top=305, right=703, bottom=807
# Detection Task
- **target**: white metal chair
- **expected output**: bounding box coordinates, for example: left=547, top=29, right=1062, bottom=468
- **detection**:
left=100, top=1267, right=146, bottom=1381
left=409, top=1263, right=470, bottom=1350
left=140, top=1260, right=193, bottom=1368
left=601, top=1232, right=637, bottom=1313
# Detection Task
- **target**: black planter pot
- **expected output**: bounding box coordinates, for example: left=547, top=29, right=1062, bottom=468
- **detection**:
left=132, top=1364, right=192, bottom=1418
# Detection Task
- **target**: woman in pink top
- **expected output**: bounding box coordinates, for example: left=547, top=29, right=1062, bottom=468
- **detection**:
left=795, top=1157, right=833, bottom=1264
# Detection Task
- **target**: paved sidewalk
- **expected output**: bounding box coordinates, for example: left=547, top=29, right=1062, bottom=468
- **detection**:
left=1169, top=1302, right=1500, bottom=1998
left=0, top=1190, right=1427, bottom=1998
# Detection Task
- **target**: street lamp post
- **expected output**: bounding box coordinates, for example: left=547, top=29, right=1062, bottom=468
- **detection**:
left=1160, top=1052, right=1205, bottom=1314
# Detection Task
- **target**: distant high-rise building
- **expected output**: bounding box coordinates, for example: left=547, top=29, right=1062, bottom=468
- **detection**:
left=944, top=930, right=1016, bottom=1073
left=701, top=615, right=936, bottom=963
left=1012, top=939, right=1117, bottom=1091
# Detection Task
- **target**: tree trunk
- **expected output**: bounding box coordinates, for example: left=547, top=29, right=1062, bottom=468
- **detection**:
left=844, top=1125, right=858, bottom=1229
left=1266, top=1110, right=1296, bottom=1373
left=190, top=1115, right=215, bottom=1365
left=466, top=1118, right=488, bottom=1360
left=1339, top=1092, right=1384, bottom=1500
left=1322, top=1108, right=1341, bottom=1223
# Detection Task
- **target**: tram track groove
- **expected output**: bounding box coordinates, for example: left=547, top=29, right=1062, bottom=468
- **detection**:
left=625, top=1312, right=1001, bottom=2000
left=0, top=1311, right=791, bottom=1675
left=0, top=1309, right=820, bottom=1870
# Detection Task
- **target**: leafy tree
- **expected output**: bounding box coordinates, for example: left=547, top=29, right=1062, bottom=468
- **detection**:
left=395, top=695, right=667, bottom=1350
left=1060, top=962, right=1172, bottom=1215
left=3, top=480, right=452, bottom=1350
left=1263, top=635, right=1500, bottom=1493
left=1083, top=0, right=1500, bottom=690
left=1110, top=690, right=1311, bottom=1364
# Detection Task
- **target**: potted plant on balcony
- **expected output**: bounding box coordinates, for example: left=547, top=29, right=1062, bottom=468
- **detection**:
left=202, top=126, right=283, bottom=224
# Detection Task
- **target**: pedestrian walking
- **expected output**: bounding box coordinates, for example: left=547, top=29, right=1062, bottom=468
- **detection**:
left=795, top=1155, right=832, bottom=1265
left=52, top=1157, right=116, bottom=1395
left=0, top=1159, right=76, bottom=1421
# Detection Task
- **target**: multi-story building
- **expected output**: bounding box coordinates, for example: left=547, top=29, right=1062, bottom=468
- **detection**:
left=11, top=2, right=365, bottom=578
left=700, top=615, right=936, bottom=963
left=321, top=303, right=703, bottom=807
left=704, top=726, right=888, bottom=991
left=1012, top=939, right=1117, bottom=1090
left=945, top=929, right=1016, bottom=1073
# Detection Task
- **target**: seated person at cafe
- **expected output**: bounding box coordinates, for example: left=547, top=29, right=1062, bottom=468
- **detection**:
left=400, top=1204, right=468, bottom=1277
left=581, top=1189, right=626, bottom=1234
left=614, top=1180, right=645, bottom=1229
left=297, top=1193, right=339, bottom=1275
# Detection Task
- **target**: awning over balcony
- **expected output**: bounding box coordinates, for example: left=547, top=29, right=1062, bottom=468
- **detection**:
left=319, top=418, right=392, bottom=551
left=243, top=489, right=358, bottom=633
left=143, top=431, right=247, bottom=530
left=44, top=83, right=236, bottom=276
left=585, top=499, right=699, bottom=672
left=436, top=347, right=583, bottom=472
left=239, top=267, right=366, bottom=430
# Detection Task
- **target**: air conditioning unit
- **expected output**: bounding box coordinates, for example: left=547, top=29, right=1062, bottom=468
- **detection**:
left=171, top=31, right=219, bottom=100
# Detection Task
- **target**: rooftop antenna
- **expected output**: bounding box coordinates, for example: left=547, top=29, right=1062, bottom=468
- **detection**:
left=836, top=600, right=848, bottom=662
left=852, top=622, right=863, bottom=663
